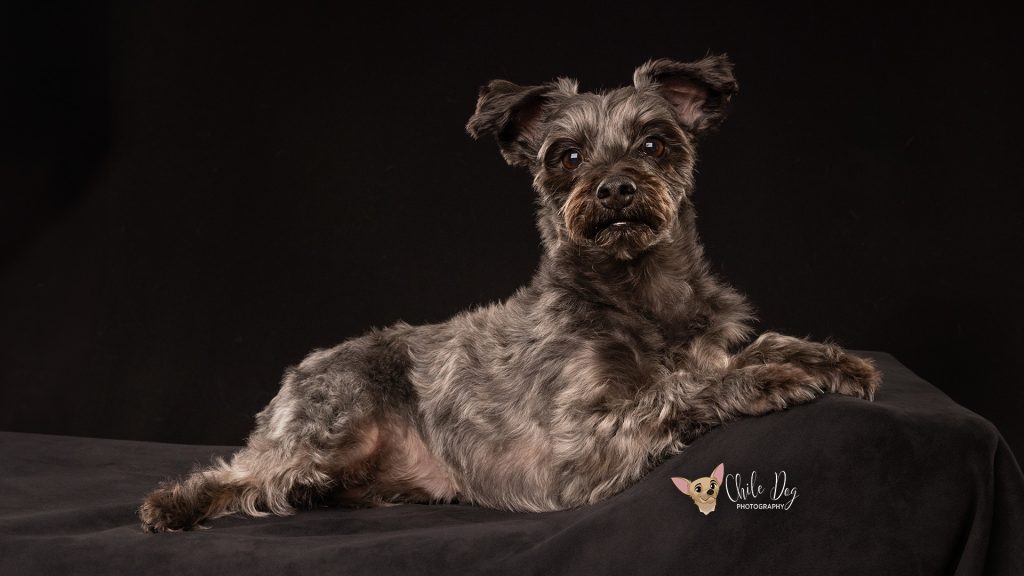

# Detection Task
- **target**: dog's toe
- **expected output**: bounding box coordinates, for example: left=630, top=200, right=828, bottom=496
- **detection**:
left=834, top=355, right=882, bottom=400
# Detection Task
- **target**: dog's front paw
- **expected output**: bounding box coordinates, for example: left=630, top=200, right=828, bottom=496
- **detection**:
left=832, top=353, right=881, bottom=401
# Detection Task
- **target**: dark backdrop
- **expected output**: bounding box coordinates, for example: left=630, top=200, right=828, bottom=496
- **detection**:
left=2, top=2, right=1022, bottom=452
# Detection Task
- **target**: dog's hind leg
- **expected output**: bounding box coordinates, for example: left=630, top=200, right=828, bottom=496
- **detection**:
left=139, top=399, right=383, bottom=532
left=138, top=438, right=343, bottom=532
left=140, top=333, right=409, bottom=532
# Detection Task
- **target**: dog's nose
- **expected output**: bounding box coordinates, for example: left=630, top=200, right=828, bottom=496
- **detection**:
left=596, top=177, right=636, bottom=210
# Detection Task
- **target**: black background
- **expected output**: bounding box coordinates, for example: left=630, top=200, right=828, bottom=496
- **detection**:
left=2, top=2, right=1021, bottom=452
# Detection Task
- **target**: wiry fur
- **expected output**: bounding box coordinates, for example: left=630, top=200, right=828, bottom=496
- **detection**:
left=140, top=55, right=880, bottom=532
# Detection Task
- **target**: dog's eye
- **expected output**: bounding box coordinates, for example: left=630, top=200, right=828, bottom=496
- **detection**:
left=641, top=138, right=666, bottom=158
left=694, top=485, right=702, bottom=493
left=561, top=149, right=583, bottom=171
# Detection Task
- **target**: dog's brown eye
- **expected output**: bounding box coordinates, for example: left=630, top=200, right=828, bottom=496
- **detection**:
left=641, top=138, right=666, bottom=158
left=561, top=149, right=583, bottom=171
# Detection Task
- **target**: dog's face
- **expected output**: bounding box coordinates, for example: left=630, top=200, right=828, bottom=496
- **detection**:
left=671, top=463, right=725, bottom=515
left=467, top=56, right=737, bottom=260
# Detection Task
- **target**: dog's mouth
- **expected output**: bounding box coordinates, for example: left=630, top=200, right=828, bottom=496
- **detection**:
left=590, top=215, right=655, bottom=238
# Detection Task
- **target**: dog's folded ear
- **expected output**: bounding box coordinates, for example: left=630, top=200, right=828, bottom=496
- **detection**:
left=634, top=55, right=738, bottom=135
left=466, top=78, right=576, bottom=167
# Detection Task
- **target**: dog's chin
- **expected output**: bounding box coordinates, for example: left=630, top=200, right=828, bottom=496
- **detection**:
left=590, top=219, right=659, bottom=260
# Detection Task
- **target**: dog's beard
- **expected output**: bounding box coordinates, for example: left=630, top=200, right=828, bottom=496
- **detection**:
left=562, top=182, right=676, bottom=259
left=591, top=214, right=660, bottom=258
left=591, top=212, right=657, bottom=241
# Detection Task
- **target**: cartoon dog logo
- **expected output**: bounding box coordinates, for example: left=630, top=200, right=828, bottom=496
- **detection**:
left=672, top=463, right=725, bottom=515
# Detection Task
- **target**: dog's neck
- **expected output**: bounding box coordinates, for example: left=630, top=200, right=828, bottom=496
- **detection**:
left=538, top=207, right=709, bottom=321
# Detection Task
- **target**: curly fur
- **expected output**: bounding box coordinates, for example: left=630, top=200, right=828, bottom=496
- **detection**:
left=140, top=55, right=880, bottom=532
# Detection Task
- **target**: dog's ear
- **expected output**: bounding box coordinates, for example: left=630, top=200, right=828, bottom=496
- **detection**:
left=466, top=79, right=575, bottom=167
left=711, top=463, right=725, bottom=484
left=671, top=477, right=691, bottom=495
left=633, top=55, right=738, bottom=135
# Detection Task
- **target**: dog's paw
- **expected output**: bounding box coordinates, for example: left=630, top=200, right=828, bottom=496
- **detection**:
left=832, top=353, right=881, bottom=401
left=139, top=486, right=203, bottom=533
left=139, top=500, right=177, bottom=533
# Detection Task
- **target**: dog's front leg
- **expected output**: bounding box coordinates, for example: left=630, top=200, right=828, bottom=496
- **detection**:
left=676, top=335, right=880, bottom=440
left=731, top=332, right=881, bottom=400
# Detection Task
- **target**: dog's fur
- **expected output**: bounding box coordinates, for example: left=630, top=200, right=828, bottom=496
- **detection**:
left=140, top=55, right=880, bottom=532
left=672, top=463, right=725, bottom=515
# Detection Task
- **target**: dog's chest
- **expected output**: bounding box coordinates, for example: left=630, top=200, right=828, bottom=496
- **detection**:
left=607, top=302, right=711, bottom=371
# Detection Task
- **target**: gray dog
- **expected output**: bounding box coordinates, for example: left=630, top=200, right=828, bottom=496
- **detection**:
left=140, top=55, right=880, bottom=532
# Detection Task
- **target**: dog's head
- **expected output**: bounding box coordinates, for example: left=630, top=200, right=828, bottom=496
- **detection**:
left=467, top=56, right=737, bottom=260
left=671, top=462, right=725, bottom=515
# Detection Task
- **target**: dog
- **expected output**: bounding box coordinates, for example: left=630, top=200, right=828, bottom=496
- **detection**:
left=140, top=55, right=880, bottom=532
left=672, top=463, right=725, bottom=515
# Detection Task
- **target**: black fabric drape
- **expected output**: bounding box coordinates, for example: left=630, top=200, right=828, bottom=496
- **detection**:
left=1, top=352, right=1021, bottom=575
